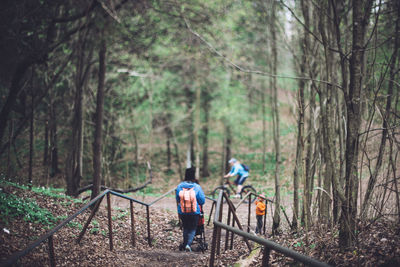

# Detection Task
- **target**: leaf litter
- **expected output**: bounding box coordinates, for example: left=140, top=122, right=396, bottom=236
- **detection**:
left=1, top=184, right=400, bottom=266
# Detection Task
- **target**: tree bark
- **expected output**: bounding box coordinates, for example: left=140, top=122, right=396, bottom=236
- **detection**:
left=194, top=83, right=201, bottom=179
left=6, top=119, right=13, bottom=178
left=270, top=0, right=281, bottom=234
left=165, top=124, right=172, bottom=172
left=300, top=0, right=318, bottom=228
left=339, top=0, right=373, bottom=248
left=49, top=95, right=60, bottom=177
left=28, top=77, right=34, bottom=186
left=43, top=105, right=49, bottom=168
left=201, top=90, right=210, bottom=178
left=0, top=57, right=35, bottom=145
left=330, top=0, right=349, bottom=224
left=172, top=129, right=183, bottom=181
left=292, top=56, right=305, bottom=231
left=66, top=28, right=91, bottom=196
left=221, top=121, right=232, bottom=185
left=318, top=1, right=336, bottom=224
left=225, top=123, right=232, bottom=174
left=91, top=27, right=106, bottom=200
left=262, top=79, right=267, bottom=174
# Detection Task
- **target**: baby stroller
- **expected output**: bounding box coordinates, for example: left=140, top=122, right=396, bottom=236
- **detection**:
left=192, top=205, right=208, bottom=252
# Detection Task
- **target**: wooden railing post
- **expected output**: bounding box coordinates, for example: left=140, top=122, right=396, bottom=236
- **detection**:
left=130, top=200, right=136, bottom=247
left=263, top=212, right=267, bottom=235
left=107, top=192, right=113, bottom=251
left=77, top=196, right=104, bottom=244
left=248, top=194, right=251, bottom=232
left=209, top=222, right=218, bottom=266
left=146, top=205, right=151, bottom=246
left=225, top=205, right=232, bottom=251
left=230, top=217, right=235, bottom=250
left=225, top=195, right=252, bottom=251
left=176, top=191, right=182, bottom=229
left=216, top=195, right=223, bottom=256
left=48, top=236, right=56, bottom=267
left=207, top=201, right=215, bottom=226
left=261, top=245, right=271, bottom=267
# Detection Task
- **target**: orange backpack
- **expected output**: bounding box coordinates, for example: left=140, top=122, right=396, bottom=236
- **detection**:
left=179, top=187, right=197, bottom=213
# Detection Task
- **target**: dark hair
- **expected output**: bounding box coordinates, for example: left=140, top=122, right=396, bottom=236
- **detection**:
left=184, top=167, right=196, bottom=181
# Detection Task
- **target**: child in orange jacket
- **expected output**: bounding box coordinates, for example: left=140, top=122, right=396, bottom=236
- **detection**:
left=255, top=194, right=266, bottom=234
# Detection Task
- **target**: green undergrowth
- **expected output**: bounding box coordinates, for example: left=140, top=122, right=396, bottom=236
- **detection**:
left=0, top=178, right=83, bottom=228
left=0, top=179, right=83, bottom=203
left=0, top=190, right=58, bottom=227
left=112, top=207, right=129, bottom=221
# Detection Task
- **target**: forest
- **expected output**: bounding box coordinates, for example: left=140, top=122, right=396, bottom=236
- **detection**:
left=0, top=0, right=399, bottom=266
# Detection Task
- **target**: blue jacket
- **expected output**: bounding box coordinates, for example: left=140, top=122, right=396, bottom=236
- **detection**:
left=176, top=181, right=205, bottom=215
left=229, top=163, right=249, bottom=178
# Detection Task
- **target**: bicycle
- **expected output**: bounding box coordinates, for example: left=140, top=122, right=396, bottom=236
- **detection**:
left=211, top=177, right=257, bottom=203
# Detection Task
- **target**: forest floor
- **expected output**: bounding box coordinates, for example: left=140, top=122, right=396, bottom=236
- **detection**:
left=1, top=181, right=400, bottom=266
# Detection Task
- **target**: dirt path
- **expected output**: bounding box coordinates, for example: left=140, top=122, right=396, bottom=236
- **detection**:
left=116, top=248, right=208, bottom=266
left=108, top=194, right=274, bottom=234
left=97, top=192, right=280, bottom=266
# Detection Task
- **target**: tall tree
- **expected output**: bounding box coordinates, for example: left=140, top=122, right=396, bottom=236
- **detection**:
left=194, top=81, right=201, bottom=179
left=49, top=91, right=60, bottom=177
left=66, top=24, right=92, bottom=196
left=28, top=71, right=35, bottom=186
left=270, top=0, right=281, bottom=235
left=300, top=0, right=318, bottom=230
left=292, top=45, right=305, bottom=231
left=339, top=0, right=374, bottom=247
left=0, top=0, right=97, bottom=145
left=201, top=87, right=211, bottom=178
left=317, top=0, right=337, bottom=224
left=91, top=25, right=107, bottom=199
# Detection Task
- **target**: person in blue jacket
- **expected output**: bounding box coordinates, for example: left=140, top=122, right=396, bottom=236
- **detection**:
left=176, top=167, right=205, bottom=252
left=224, top=158, right=249, bottom=198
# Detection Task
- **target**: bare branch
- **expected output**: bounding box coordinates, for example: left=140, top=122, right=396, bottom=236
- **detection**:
left=183, top=18, right=342, bottom=89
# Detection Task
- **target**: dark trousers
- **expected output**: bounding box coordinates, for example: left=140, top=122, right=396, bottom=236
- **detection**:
left=256, top=214, right=263, bottom=234
left=180, top=214, right=199, bottom=247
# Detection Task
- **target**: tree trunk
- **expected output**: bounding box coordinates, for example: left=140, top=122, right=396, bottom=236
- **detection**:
left=43, top=103, right=50, bottom=186
left=262, top=79, right=267, bottom=174
left=292, top=57, right=305, bottom=231
left=301, top=0, right=318, bottom=228
left=201, top=90, right=210, bottom=178
left=66, top=29, right=90, bottom=196
left=6, top=119, right=13, bottom=178
left=166, top=128, right=172, bottom=172
left=49, top=96, right=59, bottom=177
left=172, top=129, right=183, bottom=181
left=148, top=85, right=154, bottom=165
left=225, top=123, right=232, bottom=174
left=28, top=81, right=34, bottom=186
left=270, top=0, right=281, bottom=234
left=91, top=28, right=106, bottom=200
left=194, top=84, right=201, bottom=179
left=303, top=84, right=316, bottom=227
left=330, top=0, right=349, bottom=224
left=0, top=57, right=35, bottom=145
left=316, top=120, right=324, bottom=218
left=335, top=87, right=346, bottom=222
left=339, top=0, right=373, bottom=248
left=184, top=66, right=195, bottom=167
left=220, top=121, right=232, bottom=185
left=43, top=105, right=49, bottom=168
left=318, top=3, right=336, bottom=224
